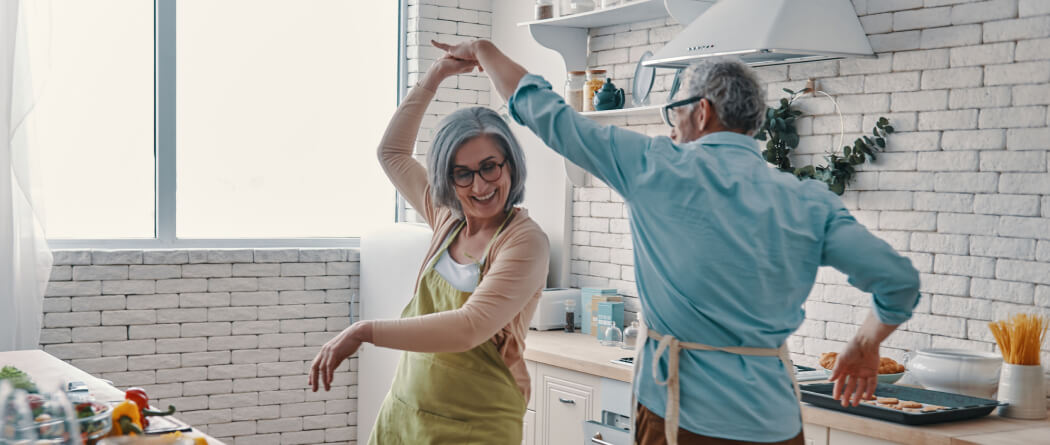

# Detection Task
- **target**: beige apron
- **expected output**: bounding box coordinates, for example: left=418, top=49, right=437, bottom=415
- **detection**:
left=631, top=314, right=801, bottom=445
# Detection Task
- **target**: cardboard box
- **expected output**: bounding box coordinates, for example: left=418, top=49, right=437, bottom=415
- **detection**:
left=597, top=301, right=624, bottom=342
left=581, top=288, right=619, bottom=335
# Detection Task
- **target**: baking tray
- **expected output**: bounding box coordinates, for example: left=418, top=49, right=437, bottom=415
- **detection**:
left=800, top=383, right=1004, bottom=425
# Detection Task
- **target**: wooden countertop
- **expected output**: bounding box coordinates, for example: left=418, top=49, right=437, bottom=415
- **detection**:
left=524, top=330, right=1050, bottom=444
left=0, top=349, right=224, bottom=445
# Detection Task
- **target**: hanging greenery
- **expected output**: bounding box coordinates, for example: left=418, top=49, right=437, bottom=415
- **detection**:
left=754, top=87, right=895, bottom=195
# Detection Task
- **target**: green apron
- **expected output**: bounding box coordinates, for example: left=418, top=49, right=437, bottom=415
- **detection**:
left=370, top=214, right=526, bottom=445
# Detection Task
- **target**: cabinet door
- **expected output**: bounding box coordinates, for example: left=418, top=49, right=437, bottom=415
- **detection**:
left=527, top=360, right=538, bottom=411
left=543, top=379, right=594, bottom=445
left=523, top=409, right=536, bottom=445
left=828, top=429, right=902, bottom=445
left=802, top=423, right=828, bottom=445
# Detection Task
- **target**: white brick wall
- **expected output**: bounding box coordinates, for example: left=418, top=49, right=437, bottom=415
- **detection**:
left=42, top=249, right=359, bottom=445
left=565, top=1, right=1049, bottom=369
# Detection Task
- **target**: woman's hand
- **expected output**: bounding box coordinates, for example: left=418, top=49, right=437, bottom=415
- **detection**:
left=309, top=321, right=372, bottom=392
left=829, top=337, right=880, bottom=407
left=421, top=54, right=478, bottom=90
left=431, top=39, right=485, bottom=63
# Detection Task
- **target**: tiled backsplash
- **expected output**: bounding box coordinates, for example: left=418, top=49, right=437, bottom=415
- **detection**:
left=566, top=0, right=1050, bottom=368
left=41, top=249, right=359, bottom=445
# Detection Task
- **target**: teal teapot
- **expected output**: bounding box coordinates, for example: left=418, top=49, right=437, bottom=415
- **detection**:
left=593, top=78, right=625, bottom=111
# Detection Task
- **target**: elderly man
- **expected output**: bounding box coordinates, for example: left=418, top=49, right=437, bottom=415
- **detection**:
left=435, top=39, right=921, bottom=444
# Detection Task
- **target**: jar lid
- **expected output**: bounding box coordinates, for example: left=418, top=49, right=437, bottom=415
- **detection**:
left=587, top=69, right=607, bottom=74
left=568, top=70, right=587, bottom=75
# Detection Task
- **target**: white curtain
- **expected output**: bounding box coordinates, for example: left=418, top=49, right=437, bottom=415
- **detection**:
left=1, top=0, right=53, bottom=351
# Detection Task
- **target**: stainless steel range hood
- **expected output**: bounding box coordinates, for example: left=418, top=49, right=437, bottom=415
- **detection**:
left=645, top=0, right=876, bottom=69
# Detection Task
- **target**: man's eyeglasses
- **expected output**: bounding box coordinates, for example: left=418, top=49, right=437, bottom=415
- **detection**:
left=451, top=159, right=508, bottom=187
left=661, top=96, right=705, bottom=128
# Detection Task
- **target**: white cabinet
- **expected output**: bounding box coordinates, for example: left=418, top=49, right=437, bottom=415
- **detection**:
left=528, top=360, right=603, bottom=445
left=803, top=423, right=828, bottom=445
left=524, top=409, right=536, bottom=445
left=828, top=429, right=902, bottom=445
left=527, top=360, right=538, bottom=411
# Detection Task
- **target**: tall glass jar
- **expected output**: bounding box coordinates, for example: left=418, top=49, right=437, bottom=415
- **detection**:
left=584, top=69, right=607, bottom=112
left=535, top=0, right=554, bottom=20
left=565, top=0, right=595, bottom=15
left=565, top=71, right=586, bottom=112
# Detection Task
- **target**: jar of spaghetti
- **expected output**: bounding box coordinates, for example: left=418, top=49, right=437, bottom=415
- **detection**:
left=584, top=69, right=607, bottom=112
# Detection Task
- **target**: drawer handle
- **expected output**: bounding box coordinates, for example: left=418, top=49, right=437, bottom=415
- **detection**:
left=558, top=397, right=575, bottom=405
left=591, top=433, right=614, bottom=445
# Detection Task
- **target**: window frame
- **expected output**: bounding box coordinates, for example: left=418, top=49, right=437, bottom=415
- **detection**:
left=47, top=0, right=407, bottom=249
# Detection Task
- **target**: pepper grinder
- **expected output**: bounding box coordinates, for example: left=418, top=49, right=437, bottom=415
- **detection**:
left=563, top=299, right=576, bottom=333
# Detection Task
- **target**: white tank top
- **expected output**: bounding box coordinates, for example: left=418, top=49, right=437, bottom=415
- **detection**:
left=433, top=249, right=480, bottom=293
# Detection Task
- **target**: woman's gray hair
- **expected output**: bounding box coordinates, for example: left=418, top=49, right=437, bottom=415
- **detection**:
left=427, top=106, right=527, bottom=218
left=678, top=57, right=766, bottom=136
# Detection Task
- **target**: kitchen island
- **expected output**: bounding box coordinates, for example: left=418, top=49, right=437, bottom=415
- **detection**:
left=0, top=349, right=224, bottom=444
left=524, top=330, right=1050, bottom=445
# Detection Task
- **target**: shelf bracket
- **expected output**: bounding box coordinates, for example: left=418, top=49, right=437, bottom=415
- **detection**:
left=528, top=24, right=589, bottom=72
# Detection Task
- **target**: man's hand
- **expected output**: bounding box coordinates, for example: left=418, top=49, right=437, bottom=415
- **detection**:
left=431, top=39, right=486, bottom=64
left=829, top=337, right=880, bottom=407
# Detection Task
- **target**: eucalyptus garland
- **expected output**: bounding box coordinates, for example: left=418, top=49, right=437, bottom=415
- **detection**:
left=754, top=87, right=895, bottom=195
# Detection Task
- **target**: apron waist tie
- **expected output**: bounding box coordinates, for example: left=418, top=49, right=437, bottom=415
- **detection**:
left=644, top=329, right=800, bottom=445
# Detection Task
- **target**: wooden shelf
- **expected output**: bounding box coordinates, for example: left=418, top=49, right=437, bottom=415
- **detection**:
left=580, top=103, right=664, bottom=117
left=517, top=0, right=669, bottom=29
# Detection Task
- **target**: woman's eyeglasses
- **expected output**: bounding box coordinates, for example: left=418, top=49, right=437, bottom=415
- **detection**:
left=451, top=159, right=508, bottom=187
left=661, top=96, right=705, bottom=128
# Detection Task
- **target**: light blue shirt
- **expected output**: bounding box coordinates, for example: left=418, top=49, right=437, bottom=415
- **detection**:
left=509, top=74, right=921, bottom=442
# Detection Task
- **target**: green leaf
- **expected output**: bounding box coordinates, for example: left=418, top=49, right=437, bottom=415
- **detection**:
left=873, top=127, right=880, bottom=138
left=783, top=88, right=795, bottom=94
left=755, top=132, right=767, bottom=141
left=876, top=137, right=886, bottom=148
left=780, top=98, right=789, bottom=107
left=784, top=132, right=800, bottom=148
left=830, top=182, right=845, bottom=195
left=885, top=125, right=895, bottom=134
left=843, top=146, right=851, bottom=157
left=878, top=117, right=889, bottom=126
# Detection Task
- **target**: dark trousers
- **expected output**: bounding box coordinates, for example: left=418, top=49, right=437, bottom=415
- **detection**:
left=635, top=404, right=805, bottom=445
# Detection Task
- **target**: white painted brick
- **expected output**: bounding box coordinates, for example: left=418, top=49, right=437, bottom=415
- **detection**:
left=952, top=0, right=1018, bottom=24
left=866, top=72, right=920, bottom=94
left=911, top=232, right=969, bottom=254
left=942, top=129, right=1005, bottom=150
left=856, top=152, right=918, bottom=172
left=280, top=318, right=326, bottom=333
left=937, top=212, right=998, bottom=235
left=934, top=172, right=998, bottom=193
left=42, top=297, right=70, bottom=312
left=182, top=264, right=232, bottom=278
left=232, top=404, right=280, bottom=421
left=1020, top=0, right=1050, bottom=15
left=934, top=254, right=996, bottom=277
left=891, top=90, right=947, bottom=111
left=209, top=363, right=258, bottom=381
left=906, top=313, right=966, bottom=337
left=879, top=211, right=936, bottom=230
left=156, top=337, right=208, bottom=354
left=893, top=49, right=950, bottom=72
left=305, top=276, right=350, bottom=290
left=324, top=262, right=357, bottom=276
left=157, top=366, right=207, bottom=383
left=914, top=192, right=974, bottom=212
left=252, top=249, right=297, bottom=263
left=279, top=290, right=325, bottom=305
left=129, top=323, right=180, bottom=339
left=46, top=281, right=101, bottom=297
left=53, top=251, right=91, bottom=265
left=304, top=303, right=347, bottom=318
left=102, top=280, right=155, bottom=295
left=92, top=250, right=143, bottom=265
left=72, top=326, right=126, bottom=342
left=882, top=330, right=933, bottom=350
left=879, top=172, right=935, bottom=191
left=73, top=265, right=128, bottom=281
left=259, top=305, right=305, bottom=321
left=903, top=251, right=934, bottom=272
left=257, top=361, right=303, bottom=377
left=44, top=343, right=101, bottom=359
left=72, top=295, right=126, bottom=311
left=859, top=191, right=914, bottom=210
left=918, top=151, right=978, bottom=171
left=210, top=392, right=259, bottom=409
left=43, top=311, right=100, bottom=328
left=181, top=322, right=231, bottom=337
left=231, top=320, right=281, bottom=335
left=154, top=309, right=207, bottom=326
left=869, top=0, right=923, bottom=13
left=49, top=266, right=71, bottom=281
left=280, top=346, right=321, bottom=362
left=181, top=379, right=233, bottom=397
left=1013, top=84, right=1050, bottom=106
left=999, top=216, right=1050, bottom=240
left=128, top=353, right=180, bottom=371
left=921, top=67, right=983, bottom=89
left=232, top=349, right=280, bottom=365
left=949, top=87, right=1011, bottom=109
left=804, top=301, right=853, bottom=322
left=126, top=293, right=178, bottom=309
left=209, top=278, right=259, bottom=292
left=182, top=351, right=230, bottom=367
left=457, top=22, right=490, bottom=38
left=102, top=339, right=155, bottom=356
left=985, top=62, right=1050, bottom=86
left=984, top=15, right=1050, bottom=42
left=920, top=24, right=982, bottom=49
left=155, top=279, right=207, bottom=294
left=257, top=417, right=302, bottom=434
left=920, top=273, right=970, bottom=295
left=918, top=109, right=978, bottom=130
left=999, top=173, right=1050, bottom=194
left=231, top=291, right=279, bottom=307
left=143, top=250, right=188, bottom=265
left=996, top=259, right=1050, bottom=284
left=1040, top=241, right=1050, bottom=261
left=950, top=42, right=1015, bottom=67
left=870, top=31, right=922, bottom=52
left=893, top=6, right=951, bottom=30
left=932, top=294, right=994, bottom=320
left=931, top=335, right=993, bottom=351
left=102, top=309, right=156, bottom=325
left=836, top=94, right=891, bottom=113
left=980, top=106, right=1047, bottom=129
left=982, top=151, right=1047, bottom=173
left=1016, top=38, right=1050, bottom=62
left=1037, top=285, right=1050, bottom=306
left=437, top=6, right=477, bottom=22
left=971, top=235, right=1037, bottom=260
left=459, top=0, right=490, bottom=11
left=974, top=194, right=1041, bottom=216
left=208, top=307, right=258, bottom=322
left=972, top=278, right=1036, bottom=304
left=279, top=263, right=325, bottom=277
left=178, top=292, right=229, bottom=308
left=861, top=12, right=894, bottom=34
left=258, top=277, right=304, bottom=291
left=788, top=60, right=839, bottom=79
left=207, top=420, right=256, bottom=437
left=303, top=413, right=346, bottom=430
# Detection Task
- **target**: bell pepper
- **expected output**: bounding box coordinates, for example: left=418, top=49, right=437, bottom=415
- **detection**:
left=124, top=387, right=176, bottom=428
left=109, top=400, right=143, bottom=436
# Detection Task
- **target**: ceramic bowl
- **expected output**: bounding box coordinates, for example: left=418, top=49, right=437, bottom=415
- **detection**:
left=905, top=349, right=1002, bottom=398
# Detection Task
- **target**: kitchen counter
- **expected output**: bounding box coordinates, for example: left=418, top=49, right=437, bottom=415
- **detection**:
left=0, top=349, right=224, bottom=444
left=523, top=330, right=1050, bottom=444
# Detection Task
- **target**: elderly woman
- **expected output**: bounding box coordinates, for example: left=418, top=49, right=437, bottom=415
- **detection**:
left=308, top=55, right=549, bottom=444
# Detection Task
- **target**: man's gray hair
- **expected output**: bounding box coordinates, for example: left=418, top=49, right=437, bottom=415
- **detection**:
left=679, top=57, right=766, bottom=136
left=427, top=107, right=527, bottom=219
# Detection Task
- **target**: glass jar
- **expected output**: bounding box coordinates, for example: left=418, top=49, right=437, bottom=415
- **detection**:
left=621, top=320, right=639, bottom=350
left=601, top=324, right=623, bottom=347
left=563, top=299, right=576, bottom=333
left=535, top=0, right=554, bottom=20
left=566, top=0, right=595, bottom=15
left=584, top=69, right=607, bottom=112
left=564, top=71, right=586, bottom=112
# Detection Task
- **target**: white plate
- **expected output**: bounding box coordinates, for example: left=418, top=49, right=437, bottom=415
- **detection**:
left=632, top=51, right=656, bottom=107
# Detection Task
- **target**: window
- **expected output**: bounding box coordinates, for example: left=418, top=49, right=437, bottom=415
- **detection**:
left=32, top=0, right=402, bottom=245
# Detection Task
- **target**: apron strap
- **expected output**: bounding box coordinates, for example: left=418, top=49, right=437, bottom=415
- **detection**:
left=637, top=328, right=800, bottom=445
